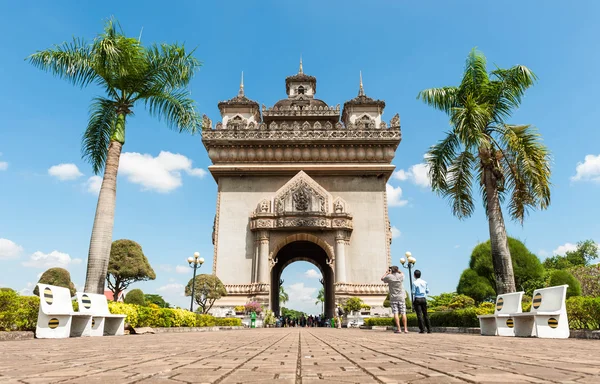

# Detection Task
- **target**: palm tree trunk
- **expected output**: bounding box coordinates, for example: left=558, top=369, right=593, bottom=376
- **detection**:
left=84, top=139, right=123, bottom=293
left=482, top=165, right=516, bottom=294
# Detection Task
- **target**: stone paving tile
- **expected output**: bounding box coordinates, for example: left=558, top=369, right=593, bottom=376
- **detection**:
left=1, top=328, right=599, bottom=383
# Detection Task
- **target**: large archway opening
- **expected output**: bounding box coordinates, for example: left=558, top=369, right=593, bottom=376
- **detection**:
left=271, top=241, right=335, bottom=319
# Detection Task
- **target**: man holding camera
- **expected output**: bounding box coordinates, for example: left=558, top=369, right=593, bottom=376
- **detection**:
left=381, top=266, right=408, bottom=334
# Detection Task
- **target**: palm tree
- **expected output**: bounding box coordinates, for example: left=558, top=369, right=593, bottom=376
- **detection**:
left=417, top=49, right=551, bottom=294
left=279, top=285, right=289, bottom=306
left=29, top=18, right=201, bottom=293
left=315, top=287, right=325, bottom=314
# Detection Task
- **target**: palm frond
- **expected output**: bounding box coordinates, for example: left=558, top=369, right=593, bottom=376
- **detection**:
left=488, top=65, right=537, bottom=122
left=443, top=150, right=476, bottom=219
left=144, top=89, right=200, bottom=133
left=459, top=48, right=490, bottom=97
left=426, top=132, right=461, bottom=193
left=416, top=86, right=459, bottom=113
left=450, top=94, right=491, bottom=150
left=496, top=124, right=551, bottom=223
left=144, top=43, right=201, bottom=90
left=82, top=98, right=117, bottom=174
left=27, top=37, right=97, bottom=88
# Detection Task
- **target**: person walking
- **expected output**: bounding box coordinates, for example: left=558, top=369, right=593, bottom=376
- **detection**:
left=336, top=304, right=343, bottom=329
left=381, top=266, right=408, bottom=334
left=412, top=269, right=431, bottom=334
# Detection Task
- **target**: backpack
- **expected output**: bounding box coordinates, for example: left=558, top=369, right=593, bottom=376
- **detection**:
left=337, top=307, right=343, bottom=316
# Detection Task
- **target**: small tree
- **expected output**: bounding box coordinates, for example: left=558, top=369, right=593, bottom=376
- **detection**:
left=343, top=297, right=363, bottom=314
left=185, top=274, right=227, bottom=314
left=448, top=294, right=476, bottom=309
left=124, top=289, right=146, bottom=305
left=145, top=294, right=170, bottom=308
left=544, top=240, right=599, bottom=270
left=457, top=269, right=496, bottom=303
left=467, top=237, right=545, bottom=294
left=548, top=270, right=581, bottom=298
left=106, top=239, right=156, bottom=302
left=33, top=268, right=76, bottom=296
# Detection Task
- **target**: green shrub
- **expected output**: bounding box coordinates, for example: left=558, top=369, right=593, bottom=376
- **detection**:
left=475, top=302, right=495, bottom=315
left=548, top=270, right=582, bottom=298
left=1, top=294, right=241, bottom=331
left=566, top=296, right=600, bottom=330
left=0, top=291, right=39, bottom=331
left=364, top=308, right=479, bottom=328
left=33, top=268, right=76, bottom=297
left=448, top=294, right=475, bottom=309
left=124, top=289, right=146, bottom=306
left=215, top=317, right=242, bottom=326
left=343, top=297, right=363, bottom=313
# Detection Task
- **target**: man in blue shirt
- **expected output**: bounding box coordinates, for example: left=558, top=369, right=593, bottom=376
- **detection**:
left=412, top=270, right=431, bottom=334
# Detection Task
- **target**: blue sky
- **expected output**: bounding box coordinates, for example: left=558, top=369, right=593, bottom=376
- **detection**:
left=1, top=1, right=599, bottom=314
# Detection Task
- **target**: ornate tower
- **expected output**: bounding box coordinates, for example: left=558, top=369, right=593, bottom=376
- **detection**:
left=202, top=63, right=402, bottom=318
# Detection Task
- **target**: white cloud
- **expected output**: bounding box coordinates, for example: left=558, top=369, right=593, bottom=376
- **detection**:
left=538, top=249, right=549, bottom=258
left=0, top=238, right=24, bottom=260
left=158, top=264, right=173, bottom=272
left=175, top=265, right=189, bottom=274
left=85, top=176, right=102, bottom=194
left=119, top=151, right=207, bottom=193
left=284, top=282, right=320, bottom=314
left=391, top=226, right=401, bottom=239
left=304, top=269, right=322, bottom=279
left=22, top=250, right=82, bottom=268
left=19, top=282, right=34, bottom=296
left=48, top=163, right=84, bottom=181
left=552, top=243, right=577, bottom=256
left=572, top=154, right=600, bottom=183
left=386, top=184, right=408, bottom=207
left=454, top=245, right=460, bottom=249
left=0, top=161, right=7, bottom=171
left=393, top=163, right=430, bottom=187
left=157, top=283, right=185, bottom=296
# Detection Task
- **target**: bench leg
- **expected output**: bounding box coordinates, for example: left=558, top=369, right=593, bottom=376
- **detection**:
left=70, top=316, right=92, bottom=337
left=104, top=318, right=125, bottom=336
left=513, top=317, right=536, bottom=337
left=36, top=314, right=72, bottom=339
left=479, top=318, right=497, bottom=336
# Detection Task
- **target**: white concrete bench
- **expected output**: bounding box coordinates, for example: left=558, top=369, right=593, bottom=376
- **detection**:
left=36, top=284, right=92, bottom=338
left=477, top=291, right=524, bottom=336
left=509, top=285, right=569, bottom=339
left=76, top=292, right=126, bottom=336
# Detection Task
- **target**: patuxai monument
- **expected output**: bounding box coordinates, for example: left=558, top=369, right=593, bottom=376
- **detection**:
left=201, top=61, right=401, bottom=318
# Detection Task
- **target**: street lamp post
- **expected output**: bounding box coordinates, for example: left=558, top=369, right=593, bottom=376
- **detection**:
left=400, top=251, right=417, bottom=304
left=187, top=252, right=205, bottom=312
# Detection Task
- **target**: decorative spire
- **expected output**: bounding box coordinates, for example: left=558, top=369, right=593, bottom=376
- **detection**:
left=238, top=71, right=244, bottom=97
left=299, top=56, right=303, bottom=74
left=358, top=71, right=365, bottom=96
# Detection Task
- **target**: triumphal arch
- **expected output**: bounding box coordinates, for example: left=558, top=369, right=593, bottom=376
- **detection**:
left=202, top=62, right=401, bottom=318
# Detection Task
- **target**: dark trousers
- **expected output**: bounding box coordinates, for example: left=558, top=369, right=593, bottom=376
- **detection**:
left=414, top=297, right=431, bottom=332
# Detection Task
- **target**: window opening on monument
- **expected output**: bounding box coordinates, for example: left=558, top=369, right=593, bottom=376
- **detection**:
left=298, top=86, right=305, bottom=95
left=279, top=260, right=323, bottom=317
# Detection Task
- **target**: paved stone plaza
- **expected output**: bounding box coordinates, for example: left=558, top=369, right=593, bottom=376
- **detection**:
left=1, top=328, right=598, bottom=383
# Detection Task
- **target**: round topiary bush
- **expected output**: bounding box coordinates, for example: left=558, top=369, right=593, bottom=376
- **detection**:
left=124, top=289, right=146, bottom=306
left=548, top=270, right=581, bottom=298
left=33, top=268, right=76, bottom=296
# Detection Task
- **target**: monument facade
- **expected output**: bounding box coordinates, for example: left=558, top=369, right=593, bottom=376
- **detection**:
left=202, top=61, right=401, bottom=318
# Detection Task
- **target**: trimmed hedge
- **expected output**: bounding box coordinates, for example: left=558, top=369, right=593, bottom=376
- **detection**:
left=365, top=297, right=600, bottom=330
left=0, top=291, right=241, bottom=331
left=106, top=302, right=242, bottom=328
left=0, top=291, right=39, bottom=331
